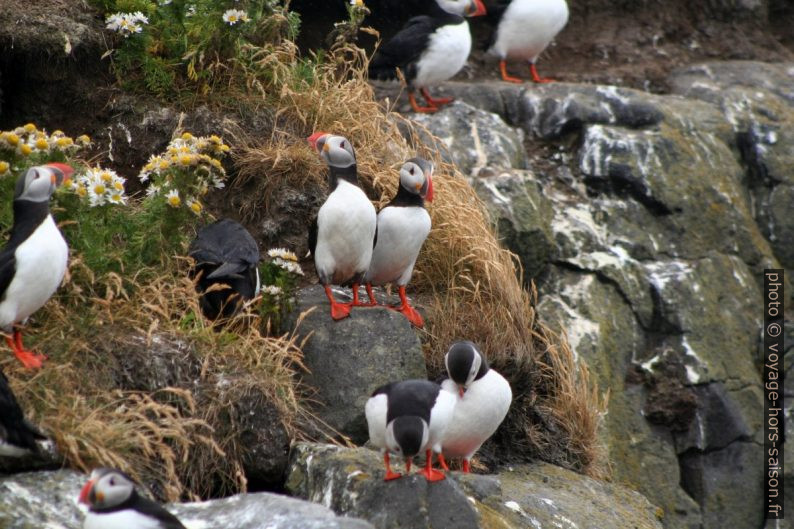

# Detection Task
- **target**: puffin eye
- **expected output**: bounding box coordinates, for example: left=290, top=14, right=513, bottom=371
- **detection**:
left=109, top=478, right=115, bottom=486
left=409, top=167, right=415, bottom=175
left=340, top=141, right=346, bottom=149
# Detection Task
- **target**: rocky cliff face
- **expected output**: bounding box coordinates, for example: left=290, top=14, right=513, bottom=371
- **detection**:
left=403, top=62, right=793, bottom=529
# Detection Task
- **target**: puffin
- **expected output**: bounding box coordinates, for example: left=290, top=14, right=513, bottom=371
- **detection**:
left=79, top=468, right=186, bottom=529
left=0, top=163, right=73, bottom=369
left=368, top=0, right=487, bottom=113
left=439, top=341, right=512, bottom=472
left=0, top=367, right=45, bottom=457
left=365, top=379, right=456, bottom=481
left=363, top=157, right=433, bottom=328
left=188, top=218, right=260, bottom=320
left=307, top=132, right=377, bottom=320
left=487, top=0, right=569, bottom=83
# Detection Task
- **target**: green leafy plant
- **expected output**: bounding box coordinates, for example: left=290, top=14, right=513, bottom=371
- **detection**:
left=258, top=247, right=304, bottom=328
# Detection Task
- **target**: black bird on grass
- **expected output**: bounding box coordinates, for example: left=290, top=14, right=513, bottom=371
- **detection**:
left=189, top=219, right=260, bottom=320
left=0, top=367, right=45, bottom=457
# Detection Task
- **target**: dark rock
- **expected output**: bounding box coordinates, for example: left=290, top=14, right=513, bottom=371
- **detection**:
left=673, top=383, right=753, bottom=454
left=233, top=392, right=291, bottom=489
left=471, top=168, right=557, bottom=282
left=410, top=101, right=527, bottom=176
left=0, top=469, right=374, bottom=529
left=286, top=442, right=665, bottom=529
left=281, top=285, right=427, bottom=443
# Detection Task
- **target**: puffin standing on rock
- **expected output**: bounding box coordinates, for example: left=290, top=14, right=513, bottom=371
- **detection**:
left=308, top=133, right=377, bottom=320
left=365, top=379, right=456, bottom=482
left=488, top=0, right=569, bottom=83
left=0, top=163, right=72, bottom=369
left=189, top=218, right=260, bottom=321
left=363, top=157, right=433, bottom=328
left=0, top=368, right=45, bottom=457
left=369, top=0, right=487, bottom=113
left=440, top=341, right=512, bottom=472
left=79, top=468, right=186, bottom=529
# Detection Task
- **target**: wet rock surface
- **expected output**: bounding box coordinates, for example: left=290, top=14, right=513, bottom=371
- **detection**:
left=286, top=442, right=664, bottom=529
left=0, top=469, right=374, bottom=529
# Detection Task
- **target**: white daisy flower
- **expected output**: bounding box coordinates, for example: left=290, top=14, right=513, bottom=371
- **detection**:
left=267, top=248, right=299, bottom=262
left=165, top=189, right=181, bottom=207
left=261, top=285, right=283, bottom=296
left=222, top=9, right=249, bottom=25
left=273, top=258, right=304, bottom=276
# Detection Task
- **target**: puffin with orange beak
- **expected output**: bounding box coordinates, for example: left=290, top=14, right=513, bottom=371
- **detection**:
left=369, top=0, right=487, bottom=113
left=0, top=163, right=73, bottom=368
left=307, top=133, right=377, bottom=320
left=439, top=341, right=512, bottom=473
left=363, top=157, right=433, bottom=327
left=79, top=468, right=186, bottom=529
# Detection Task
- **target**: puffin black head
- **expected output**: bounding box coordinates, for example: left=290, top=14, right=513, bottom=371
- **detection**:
left=386, top=415, right=428, bottom=471
left=400, top=158, right=434, bottom=203
left=307, top=132, right=356, bottom=169
left=14, top=163, right=73, bottom=202
left=78, top=468, right=136, bottom=511
left=445, top=340, right=489, bottom=395
left=436, top=0, right=486, bottom=17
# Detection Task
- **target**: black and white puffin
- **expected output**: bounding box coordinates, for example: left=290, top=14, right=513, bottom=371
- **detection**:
left=79, top=468, right=186, bottom=529
left=487, top=0, right=569, bottom=83
left=307, top=132, right=377, bottom=321
left=363, top=158, right=433, bottom=328
left=0, top=367, right=45, bottom=457
left=439, top=341, right=512, bottom=473
left=365, top=379, right=456, bottom=482
left=0, top=163, right=72, bottom=369
left=188, top=218, right=260, bottom=321
left=369, top=0, right=487, bottom=113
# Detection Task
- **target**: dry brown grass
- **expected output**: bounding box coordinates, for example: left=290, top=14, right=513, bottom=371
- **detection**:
left=232, top=43, right=609, bottom=476
left=4, top=257, right=304, bottom=500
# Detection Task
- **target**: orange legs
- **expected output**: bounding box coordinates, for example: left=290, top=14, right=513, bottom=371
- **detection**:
left=500, top=60, right=555, bottom=84
left=417, top=449, right=445, bottom=482
left=383, top=452, right=403, bottom=481
left=409, top=92, right=438, bottom=113
left=529, top=63, right=554, bottom=84
left=324, top=285, right=351, bottom=320
left=391, top=286, right=424, bottom=328
left=420, top=87, right=453, bottom=107
left=500, top=60, right=523, bottom=83
left=6, top=329, right=45, bottom=369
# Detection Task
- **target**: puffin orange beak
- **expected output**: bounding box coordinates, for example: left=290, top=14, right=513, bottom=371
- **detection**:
left=469, top=0, right=487, bottom=17
left=424, top=172, right=434, bottom=203
left=307, top=131, right=329, bottom=152
left=78, top=479, right=95, bottom=505
left=45, top=162, right=74, bottom=185
left=405, top=457, right=412, bottom=473
left=458, top=385, right=465, bottom=398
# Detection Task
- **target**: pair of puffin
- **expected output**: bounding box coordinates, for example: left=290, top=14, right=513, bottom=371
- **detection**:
left=365, top=341, right=512, bottom=481
left=0, top=163, right=73, bottom=369
left=370, top=0, right=569, bottom=111
left=307, top=132, right=433, bottom=327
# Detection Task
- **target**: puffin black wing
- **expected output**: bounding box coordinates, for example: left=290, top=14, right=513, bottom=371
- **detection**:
left=308, top=215, right=318, bottom=256
left=0, top=368, right=44, bottom=454
left=368, top=15, right=439, bottom=82
left=189, top=219, right=259, bottom=278
left=130, top=494, right=187, bottom=529
left=0, top=248, right=16, bottom=302
left=386, top=379, right=441, bottom=423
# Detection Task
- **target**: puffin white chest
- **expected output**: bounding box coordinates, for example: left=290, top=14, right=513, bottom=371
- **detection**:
left=314, top=180, right=377, bottom=285
left=365, top=206, right=431, bottom=286
left=414, top=21, right=472, bottom=87
left=441, top=370, right=512, bottom=458
left=83, top=509, right=165, bottom=529
left=0, top=215, right=68, bottom=329
left=491, top=0, right=569, bottom=61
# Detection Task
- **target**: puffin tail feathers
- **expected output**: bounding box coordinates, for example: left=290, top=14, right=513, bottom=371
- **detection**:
left=206, top=262, right=246, bottom=280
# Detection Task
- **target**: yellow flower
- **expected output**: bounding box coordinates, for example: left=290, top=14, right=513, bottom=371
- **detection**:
left=179, top=146, right=190, bottom=154
left=181, top=132, right=194, bottom=140
left=93, top=183, right=106, bottom=195
left=178, top=154, right=195, bottom=166
left=52, top=130, right=65, bottom=137
left=143, top=162, right=155, bottom=172
left=158, top=160, right=170, bottom=170
left=100, top=171, right=113, bottom=182
left=188, top=199, right=202, bottom=214
left=0, top=161, right=9, bottom=175
left=6, top=133, right=19, bottom=146
left=220, top=144, right=230, bottom=152
left=77, top=134, right=91, bottom=145
left=166, top=189, right=181, bottom=207
left=23, top=123, right=37, bottom=133
left=209, top=135, right=222, bottom=144
left=56, top=137, right=74, bottom=148
left=35, top=138, right=49, bottom=150
left=19, top=144, right=32, bottom=156
left=113, top=180, right=124, bottom=191
left=77, top=185, right=87, bottom=197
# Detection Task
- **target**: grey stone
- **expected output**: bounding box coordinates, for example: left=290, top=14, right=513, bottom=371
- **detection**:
left=0, top=469, right=373, bottom=529
left=282, top=285, right=427, bottom=443
left=410, top=101, right=527, bottom=175
left=471, top=168, right=557, bottom=282
left=286, top=442, right=665, bottom=529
